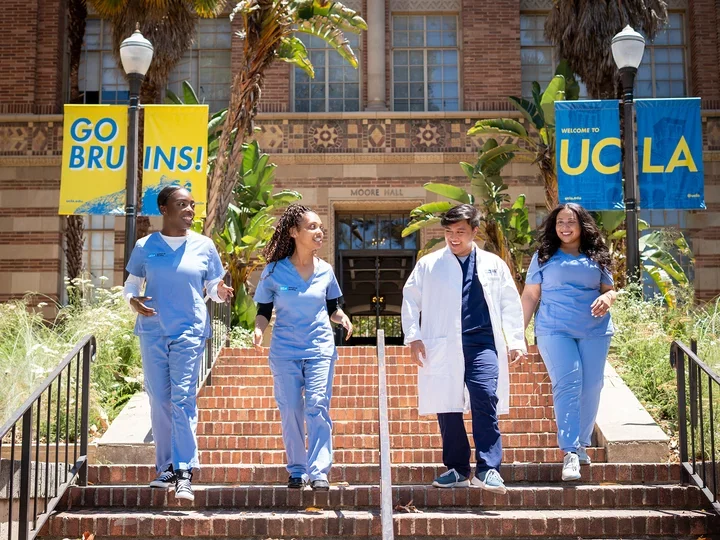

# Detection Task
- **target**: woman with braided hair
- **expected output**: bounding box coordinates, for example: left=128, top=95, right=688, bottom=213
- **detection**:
left=253, top=203, right=353, bottom=490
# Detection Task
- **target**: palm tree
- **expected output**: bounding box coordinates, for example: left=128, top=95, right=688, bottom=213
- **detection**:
left=545, top=0, right=668, bottom=98
left=64, top=0, right=88, bottom=284
left=204, top=0, right=367, bottom=235
left=87, top=0, right=228, bottom=239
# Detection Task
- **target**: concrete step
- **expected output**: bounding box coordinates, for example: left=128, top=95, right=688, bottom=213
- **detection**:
left=195, top=418, right=558, bottom=435
left=195, top=447, right=606, bottom=465
left=87, top=463, right=683, bottom=487
left=43, top=507, right=720, bottom=538
left=195, top=432, right=561, bottom=450
left=65, top=483, right=706, bottom=511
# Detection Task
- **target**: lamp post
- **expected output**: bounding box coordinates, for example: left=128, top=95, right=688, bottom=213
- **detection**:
left=611, top=25, right=645, bottom=282
left=119, top=24, right=153, bottom=278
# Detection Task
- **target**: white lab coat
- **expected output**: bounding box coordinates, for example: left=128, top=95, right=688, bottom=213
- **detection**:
left=401, top=245, right=526, bottom=416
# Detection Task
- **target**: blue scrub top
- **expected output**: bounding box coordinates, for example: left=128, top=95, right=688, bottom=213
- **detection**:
left=254, top=257, right=342, bottom=361
left=526, top=250, right=614, bottom=338
left=126, top=231, right=225, bottom=338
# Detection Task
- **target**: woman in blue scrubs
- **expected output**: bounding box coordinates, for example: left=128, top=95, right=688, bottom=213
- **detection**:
left=124, top=185, right=233, bottom=501
left=521, top=203, right=617, bottom=481
left=253, top=204, right=353, bottom=491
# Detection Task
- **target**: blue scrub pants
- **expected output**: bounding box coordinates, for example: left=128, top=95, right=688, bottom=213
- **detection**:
left=268, top=356, right=336, bottom=482
left=536, top=335, right=612, bottom=453
left=139, top=333, right=206, bottom=473
left=437, top=341, right=501, bottom=479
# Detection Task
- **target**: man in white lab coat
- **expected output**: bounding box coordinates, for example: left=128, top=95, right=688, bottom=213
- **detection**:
left=401, top=204, right=526, bottom=493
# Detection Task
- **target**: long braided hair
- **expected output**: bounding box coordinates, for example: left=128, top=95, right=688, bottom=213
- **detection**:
left=263, top=204, right=312, bottom=269
left=536, top=203, right=613, bottom=271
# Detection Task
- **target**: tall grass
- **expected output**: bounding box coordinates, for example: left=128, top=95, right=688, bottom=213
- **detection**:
left=610, top=284, right=720, bottom=435
left=0, top=279, right=142, bottom=434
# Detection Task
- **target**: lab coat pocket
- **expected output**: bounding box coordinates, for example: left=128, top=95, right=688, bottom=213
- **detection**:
left=419, top=336, right=448, bottom=375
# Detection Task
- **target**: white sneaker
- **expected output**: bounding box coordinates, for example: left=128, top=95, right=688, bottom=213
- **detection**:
left=577, top=447, right=591, bottom=465
left=562, top=452, right=581, bottom=481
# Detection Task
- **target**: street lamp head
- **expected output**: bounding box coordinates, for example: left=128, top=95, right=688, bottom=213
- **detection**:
left=611, top=25, right=646, bottom=71
left=119, top=24, right=154, bottom=77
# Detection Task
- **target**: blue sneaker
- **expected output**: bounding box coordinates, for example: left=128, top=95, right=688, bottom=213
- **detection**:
left=432, top=468, right=470, bottom=488
left=577, top=447, right=591, bottom=465
left=471, top=469, right=507, bottom=494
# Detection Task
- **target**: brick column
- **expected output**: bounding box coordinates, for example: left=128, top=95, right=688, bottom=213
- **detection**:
left=688, top=0, right=720, bottom=104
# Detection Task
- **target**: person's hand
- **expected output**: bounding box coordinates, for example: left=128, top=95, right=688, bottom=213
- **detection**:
left=508, top=349, right=525, bottom=365
left=217, top=280, right=234, bottom=303
left=591, top=293, right=613, bottom=318
left=339, top=314, right=354, bottom=341
left=130, top=296, right=156, bottom=317
left=252, top=327, right=264, bottom=350
left=409, top=340, right=426, bottom=367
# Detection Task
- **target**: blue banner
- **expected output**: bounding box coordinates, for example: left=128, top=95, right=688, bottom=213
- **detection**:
left=636, top=98, right=705, bottom=210
left=555, top=100, right=623, bottom=210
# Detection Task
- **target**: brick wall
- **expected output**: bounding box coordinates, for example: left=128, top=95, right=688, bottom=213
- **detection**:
left=461, top=0, right=522, bottom=109
left=0, top=0, right=40, bottom=113
left=688, top=0, right=720, bottom=105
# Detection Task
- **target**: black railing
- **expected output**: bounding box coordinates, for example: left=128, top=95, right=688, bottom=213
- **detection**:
left=671, top=339, right=720, bottom=514
left=376, top=330, right=394, bottom=540
left=198, top=274, right=233, bottom=390
left=0, top=334, right=96, bottom=540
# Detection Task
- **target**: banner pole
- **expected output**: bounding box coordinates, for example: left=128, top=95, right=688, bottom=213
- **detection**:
left=620, top=67, right=641, bottom=282
left=123, top=74, right=143, bottom=280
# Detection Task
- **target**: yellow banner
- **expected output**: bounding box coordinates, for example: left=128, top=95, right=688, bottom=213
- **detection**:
left=59, top=105, right=128, bottom=215
left=142, top=105, right=208, bottom=217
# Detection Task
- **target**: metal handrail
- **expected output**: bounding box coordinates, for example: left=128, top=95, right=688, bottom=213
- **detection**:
left=0, top=334, right=96, bottom=540
left=671, top=339, right=720, bottom=514
left=198, top=273, right=233, bottom=391
left=376, top=330, right=395, bottom=540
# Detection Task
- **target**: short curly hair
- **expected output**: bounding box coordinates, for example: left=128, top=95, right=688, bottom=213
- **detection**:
left=536, top=203, right=613, bottom=271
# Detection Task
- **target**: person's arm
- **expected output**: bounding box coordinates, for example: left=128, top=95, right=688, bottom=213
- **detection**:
left=591, top=283, right=617, bottom=317
left=521, top=284, right=542, bottom=330
left=401, top=262, right=425, bottom=366
left=123, top=274, right=156, bottom=316
left=253, top=302, right=273, bottom=348
left=497, top=260, right=527, bottom=356
left=329, top=303, right=353, bottom=340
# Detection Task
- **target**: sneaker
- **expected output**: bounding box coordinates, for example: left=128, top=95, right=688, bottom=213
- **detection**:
left=562, top=452, right=582, bottom=481
left=432, top=468, right=470, bottom=488
left=288, top=476, right=306, bottom=489
left=311, top=479, right=330, bottom=491
left=470, top=469, right=507, bottom=495
left=174, top=469, right=194, bottom=501
left=577, top=447, right=591, bottom=465
left=149, top=465, right=175, bottom=489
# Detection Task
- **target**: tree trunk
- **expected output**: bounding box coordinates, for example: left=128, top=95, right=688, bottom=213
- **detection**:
left=64, top=0, right=88, bottom=284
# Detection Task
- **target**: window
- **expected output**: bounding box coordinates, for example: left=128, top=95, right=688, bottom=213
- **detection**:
left=520, top=14, right=588, bottom=98
left=78, top=19, right=129, bottom=104
left=82, top=216, right=116, bottom=287
left=636, top=13, right=687, bottom=98
left=392, top=15, right=459, bottom=111
left=293, top=33, right=361, bottom=112
left=167, top=19, right=232, bottom=112
left=337, top=214, right=417, bottom=251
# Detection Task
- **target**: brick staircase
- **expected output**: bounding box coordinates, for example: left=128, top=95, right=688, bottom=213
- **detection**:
left=43, top=346, right=719, bottom=538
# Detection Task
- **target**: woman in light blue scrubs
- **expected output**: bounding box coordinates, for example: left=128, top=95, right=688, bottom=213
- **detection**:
left=124, top=185, right=233, bottom=501
left=253, top=204, right=353, bottom=491
left=521, top=203, right=617, bottom=482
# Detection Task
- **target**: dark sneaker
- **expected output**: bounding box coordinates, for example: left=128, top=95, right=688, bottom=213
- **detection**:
left=288, top=476, right=306, bottom=489
left=311, top=479, right=330, bottom=491
left=432, top=468, right=470, bottom=488
left=149, top=465, right=175, bottom=489
left=471, top=469, right=507, bottom=494
left=174, top=469, right=194, bottom=501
